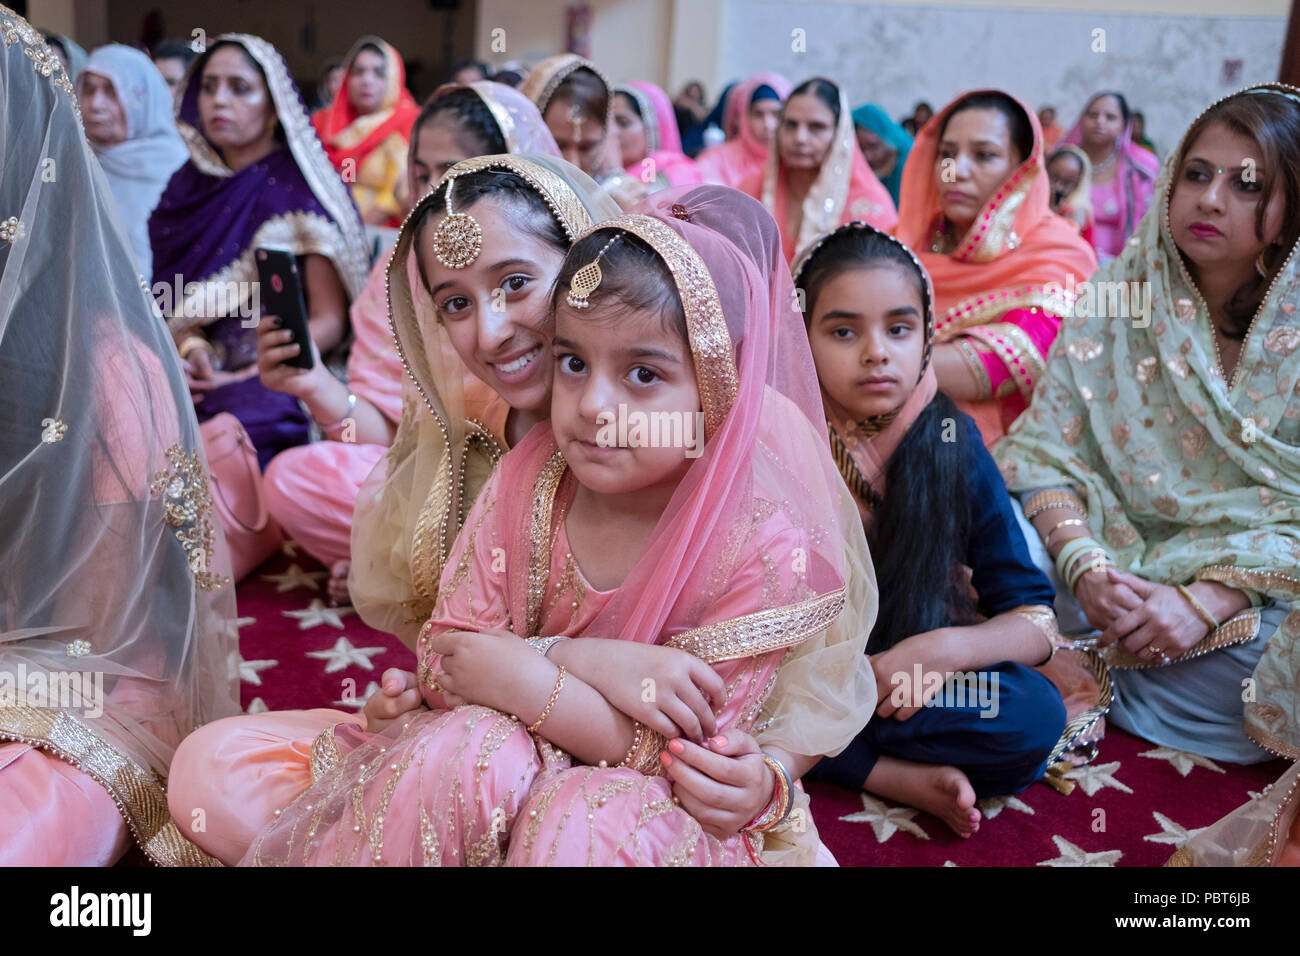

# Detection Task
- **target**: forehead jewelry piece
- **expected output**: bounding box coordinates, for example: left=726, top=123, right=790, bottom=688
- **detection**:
left=565, top=233, right=622, bottom=309
left=432, top=177, right=483, bottom=269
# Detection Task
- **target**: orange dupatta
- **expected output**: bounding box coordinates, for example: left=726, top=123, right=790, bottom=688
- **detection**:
left=894, top=90, right=1097, bottom=443
left=311, top=36, right=419, bottom=172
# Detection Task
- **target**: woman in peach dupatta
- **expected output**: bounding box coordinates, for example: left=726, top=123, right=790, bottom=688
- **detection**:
left=695, top=71, right=791, bottom=189
left=895, top=90, right=1098, bottom=446
left=312, top=36, right=420, bottom=226
left=259, top=81, right=559, bottom=601
left=742, top=77, right=896, bottom=265
left=239, top=189, right=876, bottom=867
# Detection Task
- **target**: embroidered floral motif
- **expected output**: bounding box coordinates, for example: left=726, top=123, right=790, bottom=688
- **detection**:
left=1, top=8, right=80, bottom=120
left=0, top=216, right=21, bottom=243
left=65, top=639, right=91, bottom=657
left=149, top=445, right=229, bottom=592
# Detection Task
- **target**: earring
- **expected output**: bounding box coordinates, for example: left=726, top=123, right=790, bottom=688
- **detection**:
left=1256, top=250, right=1269, bottom=278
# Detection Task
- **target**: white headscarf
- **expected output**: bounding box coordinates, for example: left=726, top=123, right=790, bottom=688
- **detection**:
left=77, top=44, right=187, bottom=277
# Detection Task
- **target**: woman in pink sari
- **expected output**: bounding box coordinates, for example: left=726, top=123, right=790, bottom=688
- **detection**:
left=741, top=77, right=897, bottom=264
left=694, top=71, right=790, bottom=189
left=1061, top=91, right=1159, bottom=262
left=613, top=81, right=702, bottom=190
left=258, top=82, right=558, bottom=601
left=238, top=187, right=876, bottom=867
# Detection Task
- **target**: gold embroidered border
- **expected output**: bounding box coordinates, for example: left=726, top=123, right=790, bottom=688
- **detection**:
left=1, top=8, right=80, bottom=121
left=935, top=288, right=1075, bottom=341
left=164, top=211, right=358, bottom=334
left=587, top=214, right=739, bottom=437
left=964, top=320, right=1047, bottom=401
left=309, top=724, right=342, bottom=784
left=0, top=706, right=222, bottom=867
left=1195, top=565, right=1300, bottom=598
left=1043, top=645, right=1113, bottom=767
left=526, top=450, right=569, bottom=638
left=1102, top=607, right=1261, bottom=670
left=664, top=588, right=847, bottom=664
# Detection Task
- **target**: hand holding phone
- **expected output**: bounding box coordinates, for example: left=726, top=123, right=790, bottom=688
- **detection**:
left=254, top=247, right=314, bottom=370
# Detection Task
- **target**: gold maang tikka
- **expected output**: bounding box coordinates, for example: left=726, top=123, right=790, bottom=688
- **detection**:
left=565, top=233, right=622, bottom=309
left=432, top=177, right=483, bottom=269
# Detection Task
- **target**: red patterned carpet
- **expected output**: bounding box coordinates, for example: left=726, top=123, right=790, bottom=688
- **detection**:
left=225, top=544, right=1285, bottom=867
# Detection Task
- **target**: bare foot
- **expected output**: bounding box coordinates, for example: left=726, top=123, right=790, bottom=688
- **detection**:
left=865, top=756, right=981, bottom=838
left=328, top=560, right=351, bottom=606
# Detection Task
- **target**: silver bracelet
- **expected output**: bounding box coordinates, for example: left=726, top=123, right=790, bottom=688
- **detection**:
left=317, top=390, right=357, bottom=430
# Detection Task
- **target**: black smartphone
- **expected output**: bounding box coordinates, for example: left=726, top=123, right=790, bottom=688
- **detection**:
left=254, top=247, right=314, bottom=370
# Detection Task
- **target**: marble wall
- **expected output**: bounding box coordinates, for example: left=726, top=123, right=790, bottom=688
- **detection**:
left=718, top=1, right=1288, bottom=157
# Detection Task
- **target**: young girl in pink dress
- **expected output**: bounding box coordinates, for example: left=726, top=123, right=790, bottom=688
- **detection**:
left=238, top=191, right=876, bottom=866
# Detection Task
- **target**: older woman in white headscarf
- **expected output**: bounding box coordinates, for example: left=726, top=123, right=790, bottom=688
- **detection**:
left=77, top=43, right=188, bottom=277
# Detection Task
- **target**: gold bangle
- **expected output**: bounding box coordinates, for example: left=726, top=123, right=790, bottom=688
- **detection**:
left=1177, top=584, right=1219, bottom=632
left=526, top=665, right=566, bottom=734
left=1024, top=489, right=1087, bottom=520
left=1044, top=518, right=1088, bottom=549
left=747, top=753, right=794, bottom=833
left=1010, top=604, right=1060, bottom=666
left=953, top=337, right=993, bottom=401
left=601, top=721, right=645, bottom=769
left=177, top=335, right=213, bottom=361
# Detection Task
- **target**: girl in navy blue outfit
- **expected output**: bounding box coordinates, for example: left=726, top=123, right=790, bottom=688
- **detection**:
left=792, top=224, right=1067, bottom=837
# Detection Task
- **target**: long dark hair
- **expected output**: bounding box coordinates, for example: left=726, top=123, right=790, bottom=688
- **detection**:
left=1173, top=88, right=1300, bottom=336
left=797, top=227, right=974, bottom=653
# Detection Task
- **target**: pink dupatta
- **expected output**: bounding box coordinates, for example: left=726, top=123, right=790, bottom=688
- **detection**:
left=743, top=79, right=897, bottom=264
left=694, top=71, right=792, bottom=189
left=617, top=80, right=702, bottom=188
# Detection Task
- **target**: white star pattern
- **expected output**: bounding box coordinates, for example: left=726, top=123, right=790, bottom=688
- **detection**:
left=839, top=793, right=930, bottom=842
left=334, top=680, right=382, bottom=709
left=227, top=650, right=277, bottom=685
left=283, top=598, right=355, bottom=630
left=245, top=697, right=268, bottom=714
left=1139, top=747, right=1225, bottom=777
left=1143, top=811, right=1207, bottom=847
left=218, top=615, right=258, bottom=642
left=261, top=563, right=326, bottom=593
left=1037, top=835, right=1122, bottom=867
left=977, top=794, right=1035, bottom=819
left=1063, top=760, right=1133, bottom=796
left=307, top=636, right=385, bottom=673
left=280, top=540, right=299, bottom=558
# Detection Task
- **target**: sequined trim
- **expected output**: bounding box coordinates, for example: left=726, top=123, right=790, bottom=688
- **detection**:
left=0, top=706, right=222, bottom=866
left=526, top=451, right=570, bottom=637
left=585, top=214, right=739, bottom=437
left=963, top=320, right=1046, bottom=401
left=309, top=724, right=342, bottom=784
left=663, top=588, right=846, bottom=664
left=951, top=148, right=1038, bottom=263
left=1043, top=646, right=1112, bottom=767
left=1102, top=607, right=1262, bottom=670
left=1195, top=565, right=1300, bottom=597
left=935, top=286, right=1075, bottom=340
left=149, top=445, right=229, bottom=592
left=0, top=9, right=81, bottom=122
